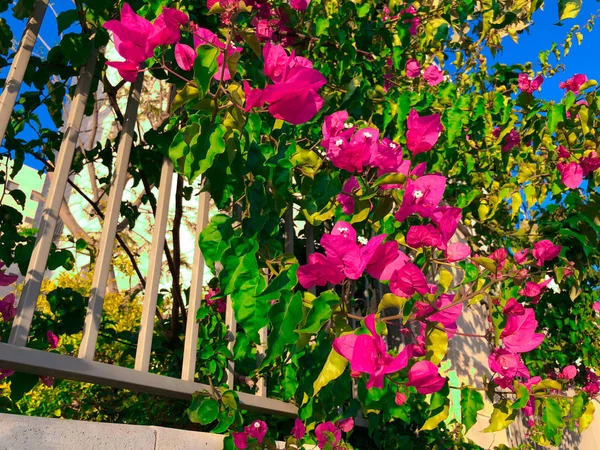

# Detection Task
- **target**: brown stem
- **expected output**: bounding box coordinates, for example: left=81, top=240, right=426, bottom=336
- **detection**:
left=169, top=174, right=187, bottom=342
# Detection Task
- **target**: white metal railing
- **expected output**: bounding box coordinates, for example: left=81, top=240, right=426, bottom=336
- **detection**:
left=0, top=6, right=297, bottom=417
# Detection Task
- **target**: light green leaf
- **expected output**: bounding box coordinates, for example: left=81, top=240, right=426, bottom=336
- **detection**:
left=313, top=348, right=349, bottom=396
left=472, top=256, right=497, bottom=273
left=558, top=0, right=582, bottom=20
left=261, top=290, right=303, bottom=368
left=296, top=290, right=339, bottom=334
left=426, top=323, right=448, bottom=366
left=579, top=401, right=595, bottom=432
left=377, top=293, right=406, bottom=313
left=511, top=384, right=530, bottom=409
left=483, top=401, right=517, bottom=432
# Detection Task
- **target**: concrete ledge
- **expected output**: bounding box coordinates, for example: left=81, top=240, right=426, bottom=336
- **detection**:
left=0, top=413, right=286, bottom=450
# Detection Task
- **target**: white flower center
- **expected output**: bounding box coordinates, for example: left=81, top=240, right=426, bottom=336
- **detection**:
left=335, top=139, right=344, bottom=146
left=344, top=122, right=353, bottom=128
left=357, top=236, right=368, bottom=245
left=254, top=422, right=261, bottom=429
left=337, top=227, right=348, bottom=234
left=389, top=143, right=397, bottom=149
left=363, top=132, right=372, bottom=139
left=413, top=190, right=424, bottom=199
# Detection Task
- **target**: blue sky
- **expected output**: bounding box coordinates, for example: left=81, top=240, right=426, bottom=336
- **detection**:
left=1, top=2, right=599, bottom=169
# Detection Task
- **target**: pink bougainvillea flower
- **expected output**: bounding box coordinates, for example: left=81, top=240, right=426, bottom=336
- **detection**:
left=333, top=315, right=411, bottom=389
left=501, top=308, right=544, bottom=353
left=233, top=431, right=249, bottom=449
left=150, top=7, right=189, bottom=47
left=446, top=242, right=471, bottom=262
left=390, top=262, right=429, bottom=297
left=0, top=293, right=16, bottom=322
left=243, top=81, right=265, bottom=111
left=488, top=348, right=530, bottom=380
left=557, top=145, right=571, bottom=159
left=395, top=175, right=447, bottom=222
left=46, top=330, right=59, bottom=349
left=247, top=43, right=326, bottom=125
left=315, top=422, right=341, bottom=449
left=490, top=248, right=508, bottom=272
left=395, top=391, right=408, bottom=405
left=245, top=420, right=267, bottom=443
left=321, top=111, right=355, bottom=149
left=594, top=301, right=600, bottom=311
left=0, top=262, right=18, bottom=286
left=423, top=65, right=443, bottom=86
left=320, top=222, right=385, bottom=279
left=407, top=361, right=446, bottom=394
left=174, top=43, right=196, bottom=71
left=104, top=4, right=157, bottom=63
left=558, top=161, right=584, bottom=189
left=0, top=369, right=15, bottom=381
left=504, top=298, right=525, bottom=316
left=406, top=224, right=442, bottom=248
left=105, top=61, right=140, bottom=82
left=40, top=375, right=54, bottom=387
left=400, top=6, right=420, bottom=35
left=415, top=294, right=463, bottom=336
left=372, top=138, right=404, bottom=174
left=518, top=73, right=544, bottom=94
left=366, top=241, right=409, bottom=281
left=405, top=109, right=443, bottom=156
left=406, top=59, right=420, bottom=78
left=561, top=365, right=578, bottom=380
left=193, top=27, right=242, bottom=81
left=431, top=206, right=461, bottom=248
left=580, top=152, right=600, bottom=175
left=559, top=74, right=587, bottom=94
left=298, top=222, right=385, bottom=288
left=337, top=417, right=354, bottom=433
left=502, top=129, right=521, bottom=152
left=337, top=176, right=360, bottom=214
left=290, top=0, right=310, bottom=10
left=514, top=248, right=529, bottom=264
left=531, top=240, right=561, bottom=266
left=291, top=418, right=306, bottom=440
left=297, top=252, right=345, bottom=288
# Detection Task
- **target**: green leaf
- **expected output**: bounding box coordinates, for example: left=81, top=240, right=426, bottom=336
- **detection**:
left=425, top=323, right=448, bottom=366
left=187, top=394, right=219, bottom=425
left=547, top=104, right=564, bottom=134
left=296, top=290, right=339, bottom=334
left=438, top=268, right=453, bottom=293
left=220, top=239, right=268, bottom=343
left=221, top=390, right=239, bottom=410
left=421, top=388, right=450, bottom=431
left=261, top=290, right=303, bottom=368
left=483, top=401, right=517, bottom=432
left=187, top=123, right=227, bottom=181
left=377, top=293, right=406, bottom=313
left=199, top=214, right=234, bottom=271
left=312, top=348, right=349, bottom=396
left=511, top=384, right=530, bottom=410
left=558, top=0, right=582, bottom=20
left=472, top=256, right=497, bottom=273
left=194, top=45, right=220, bottom=98
left=543, top=398, right=564, bottom=445
left=460, top=387, right=484, bottom=433
left=10, top=373, right=40, bottom=403
left=56, top=9, right=79, bottom=34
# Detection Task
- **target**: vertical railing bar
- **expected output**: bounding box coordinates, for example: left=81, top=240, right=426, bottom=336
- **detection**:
left=134, top=158, right=174, bottom=372
left=255, top=325, right=267, bottom=396
left=225, top=295, right=236, bottom=389
left=8, top=50, right=97, bottom=346
left=0, top=0, right=49, bottom=144
left=181, top=190, right=211, bottom=381
left=78, top=72, right=144, bottom=360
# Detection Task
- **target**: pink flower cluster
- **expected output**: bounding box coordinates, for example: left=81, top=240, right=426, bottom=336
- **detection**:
left=321, top=109, right=442, bottom=177
left=204, top=287, right=225, bottom=313
left=243, top=43, right=326, bottom=124
left=560, top=74, right=587, bottom=94
left=104, top=4, right=188, bottom=81
left=518, top=73, right=544, bottom=94
left=492, top=127, right=521, bottom=152
left=556, top=145, right=600, bottom=190
left=405, top=59, right=444, bottom=86
left=233, top=420, right=268, bottom=449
